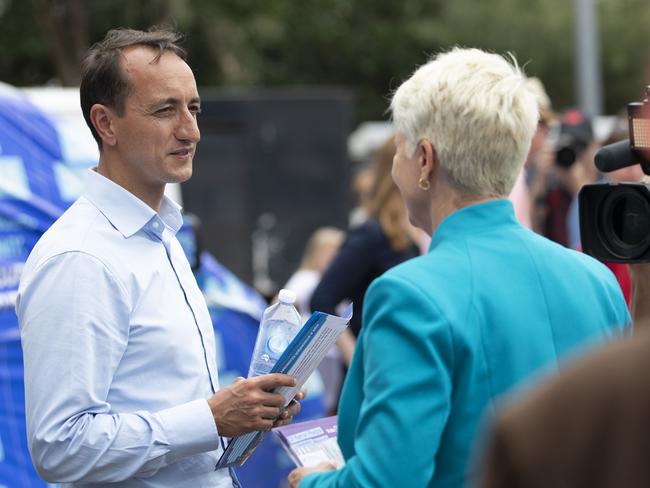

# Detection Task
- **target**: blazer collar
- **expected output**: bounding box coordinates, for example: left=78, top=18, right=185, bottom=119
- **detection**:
left=429, top=199, right=518, bottom=252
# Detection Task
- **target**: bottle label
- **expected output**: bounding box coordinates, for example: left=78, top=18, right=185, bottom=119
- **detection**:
left=266, top=333, right=289, bottom=356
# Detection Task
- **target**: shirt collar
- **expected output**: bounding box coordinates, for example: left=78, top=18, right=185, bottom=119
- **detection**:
left=83, top=168, right=183, bottom=238
left=429, top=199, right=518, bottom=252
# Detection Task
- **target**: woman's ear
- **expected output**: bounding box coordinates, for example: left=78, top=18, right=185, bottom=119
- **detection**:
left=418, top=139, right=438, bottom=183
left=90, top=104, right=117, bottom=147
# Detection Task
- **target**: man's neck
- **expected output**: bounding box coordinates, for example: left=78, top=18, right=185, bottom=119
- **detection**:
left=97, top=158, right=164, bottom=213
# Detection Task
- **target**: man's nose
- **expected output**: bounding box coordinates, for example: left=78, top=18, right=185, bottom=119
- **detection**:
left=176, top=110, right=200, bottom=143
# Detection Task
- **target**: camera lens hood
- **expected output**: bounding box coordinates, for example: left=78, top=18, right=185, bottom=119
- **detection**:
left=598, top=186, right=650, bottom=260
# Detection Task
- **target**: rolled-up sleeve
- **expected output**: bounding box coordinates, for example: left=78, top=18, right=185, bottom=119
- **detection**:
left=16, top=251, right=219, bottom=483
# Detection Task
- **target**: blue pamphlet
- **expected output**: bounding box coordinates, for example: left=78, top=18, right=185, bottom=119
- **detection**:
left=215, top=304, right=352, bottom=468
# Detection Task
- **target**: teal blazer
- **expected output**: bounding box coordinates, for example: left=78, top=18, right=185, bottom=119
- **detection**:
left=302, top=200, right=630, bottom=488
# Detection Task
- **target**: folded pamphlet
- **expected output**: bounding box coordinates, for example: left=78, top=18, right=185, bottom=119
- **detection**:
left=215, top=304, right=352, bottom=469
left=273, top=415, right=344, bottom=468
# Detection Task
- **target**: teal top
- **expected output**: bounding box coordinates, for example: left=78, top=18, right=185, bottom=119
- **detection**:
left=301, top=199, right=630, bottom=488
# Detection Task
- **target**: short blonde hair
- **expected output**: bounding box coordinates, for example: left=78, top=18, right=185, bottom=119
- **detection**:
left=390, top=47, right=539, bottom=197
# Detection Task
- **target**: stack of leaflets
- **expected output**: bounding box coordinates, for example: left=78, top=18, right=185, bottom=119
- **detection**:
left=215, top=304, right=352, bottom=469
left=273, top=415, right=344, bottom=468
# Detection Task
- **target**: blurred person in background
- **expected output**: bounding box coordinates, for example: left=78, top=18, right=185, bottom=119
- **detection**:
left=283, top=227, right=345, bottom=416
left=535, top=109, right=597, bottom=247
left=509, top=77, right=557, bottom=229
left=348, top=162, right=375, bottom=227
left=284, top=227, right=345, bottom=319
left=561, top=114, right=603, bottom=250
left=15, top=27, right=302, bottom=487
left=310, top=136, right=421, bottom=374
left=289, top=47, right=629, bottom=488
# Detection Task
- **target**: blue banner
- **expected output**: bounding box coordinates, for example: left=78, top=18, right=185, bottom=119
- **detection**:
left=0, top=83, right=67, bottom=487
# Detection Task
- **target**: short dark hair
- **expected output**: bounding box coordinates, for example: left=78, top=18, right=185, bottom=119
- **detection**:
left=80, top=27, right=187, bottom=148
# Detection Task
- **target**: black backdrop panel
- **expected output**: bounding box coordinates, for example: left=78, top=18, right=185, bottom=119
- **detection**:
left=182, top=89, right=353, bottom=297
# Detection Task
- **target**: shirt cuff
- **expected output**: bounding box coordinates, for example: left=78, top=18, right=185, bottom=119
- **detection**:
left=156, top=398, right=220, bottom=459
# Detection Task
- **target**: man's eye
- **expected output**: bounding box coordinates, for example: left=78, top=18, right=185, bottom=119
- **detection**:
left=156, top=107, right=173, bottom=115
left=190, top=106, right=201, bottom=115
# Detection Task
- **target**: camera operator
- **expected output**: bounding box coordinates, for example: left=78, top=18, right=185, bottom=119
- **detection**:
left=518, top=77, right=557, bottom=232
left=539, top=109, right=600, bottom=248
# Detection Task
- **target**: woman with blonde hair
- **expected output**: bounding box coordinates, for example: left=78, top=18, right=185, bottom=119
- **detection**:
left=290, top=47, right=629, bottom=488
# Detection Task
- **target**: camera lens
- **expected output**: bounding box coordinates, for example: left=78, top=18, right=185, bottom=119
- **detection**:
left=556, top=146, right=577, bottom=168
left=611, top=197, right=649, bottom=245
left=599, top=188, right=650, bottom=259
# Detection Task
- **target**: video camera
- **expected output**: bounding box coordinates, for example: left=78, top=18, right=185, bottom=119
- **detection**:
left=555, top=110, right=593, bottom=168
left=579, top=87, right=650, bottom=263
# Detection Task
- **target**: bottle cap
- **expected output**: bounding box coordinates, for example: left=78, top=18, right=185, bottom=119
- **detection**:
left=278, top=289, right=297, bottom=304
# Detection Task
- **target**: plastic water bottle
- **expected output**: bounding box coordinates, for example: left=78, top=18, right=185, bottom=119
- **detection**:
left=248, top=289, right=302, bottom=377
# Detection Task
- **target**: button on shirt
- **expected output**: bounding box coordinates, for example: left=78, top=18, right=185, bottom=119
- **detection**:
left=16, top=169, right=233, bottom=487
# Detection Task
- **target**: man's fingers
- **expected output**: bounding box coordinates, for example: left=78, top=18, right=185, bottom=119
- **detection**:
left=257, top=418, right=275, bottom=431
left=256, top=391, right=286, bottom=408
left=252, top=373, right=297, bottom=389
left=260, top=405, right=283, bottom=420
left=284, top=399, right=301, bottom=417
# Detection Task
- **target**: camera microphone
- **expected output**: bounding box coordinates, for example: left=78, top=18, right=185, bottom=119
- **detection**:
left=594, top=139, right=642, bottom=172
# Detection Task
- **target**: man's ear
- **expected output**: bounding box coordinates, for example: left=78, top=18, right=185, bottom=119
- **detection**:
left=418, top=139, right=439, bottom=184
left=90, top=104, right=118, bottom=147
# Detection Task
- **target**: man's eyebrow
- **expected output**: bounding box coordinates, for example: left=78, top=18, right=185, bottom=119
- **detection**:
left=153, top=97, right=201, bottom=106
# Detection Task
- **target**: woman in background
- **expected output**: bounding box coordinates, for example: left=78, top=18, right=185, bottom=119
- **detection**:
left=284, top=227, right=344, bottom=319
left=309, top=136, right=421, bottom=414
left=283, top=227, right=345, bottom=415
left=310, top=136, right=421, bottom=343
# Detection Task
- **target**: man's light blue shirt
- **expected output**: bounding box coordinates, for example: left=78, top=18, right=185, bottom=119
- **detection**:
left=16, top=169, right=234, bottom=487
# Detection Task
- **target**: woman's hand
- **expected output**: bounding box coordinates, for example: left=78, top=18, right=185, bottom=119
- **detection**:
left=288, top=461, right=337, bottom=488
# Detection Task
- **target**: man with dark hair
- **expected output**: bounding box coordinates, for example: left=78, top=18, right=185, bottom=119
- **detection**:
left=79, top=28, right=188, bottom=149
left=16, top=27, right=301, bottom=487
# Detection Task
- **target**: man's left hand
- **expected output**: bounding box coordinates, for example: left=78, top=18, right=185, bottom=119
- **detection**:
left=273, top=386, right=307, bottom=428
left=288, top=461, right=336, bottom=488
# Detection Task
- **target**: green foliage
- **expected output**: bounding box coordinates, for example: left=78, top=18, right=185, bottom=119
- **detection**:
left=1, top=0, right=649, bottom=120
left=0, top=0, right=50, bottom=85
left=600, top=0, right=650, bottom=112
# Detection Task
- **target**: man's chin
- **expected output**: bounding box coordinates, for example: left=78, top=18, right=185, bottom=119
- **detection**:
left=166, top=164, right=193, bottom=184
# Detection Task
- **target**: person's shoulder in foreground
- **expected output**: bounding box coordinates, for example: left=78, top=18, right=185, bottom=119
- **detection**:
left=478, top=325, right=650, bottom=488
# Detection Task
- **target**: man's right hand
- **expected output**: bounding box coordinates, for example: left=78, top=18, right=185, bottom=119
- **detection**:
left=207, top=373, right=297, bottom=437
